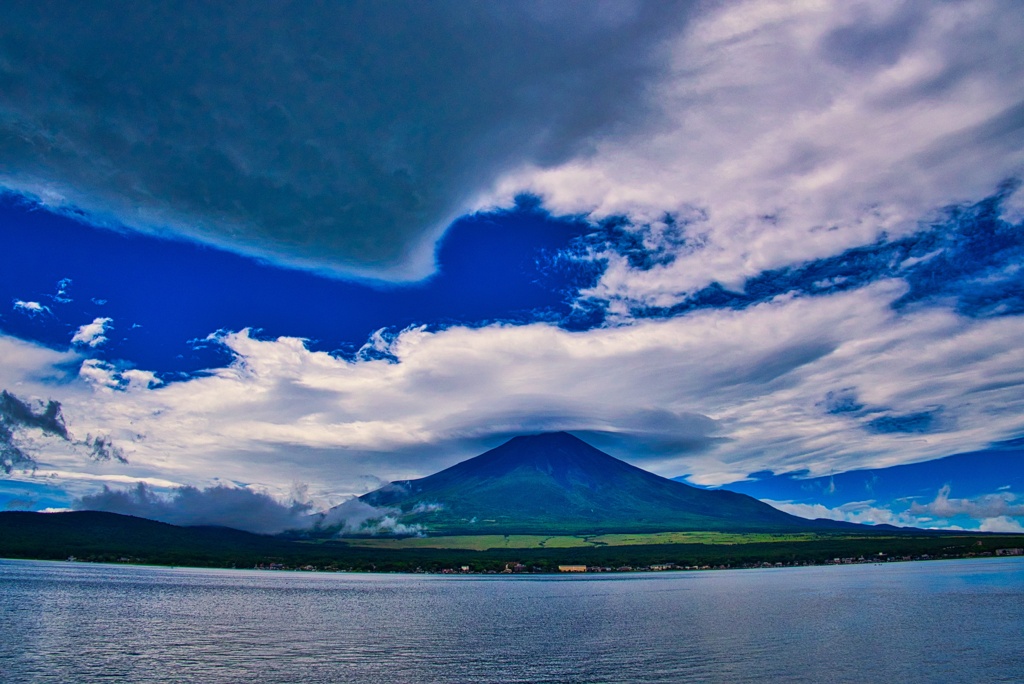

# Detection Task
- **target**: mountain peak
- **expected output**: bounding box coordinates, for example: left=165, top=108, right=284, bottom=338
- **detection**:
left=455, top=431, right=625, bottom=480
left=499, top=431, right=595, bottom=454
left=507, top=431, right=578, bottom=444
left=495, top=431, right=599, bottom=451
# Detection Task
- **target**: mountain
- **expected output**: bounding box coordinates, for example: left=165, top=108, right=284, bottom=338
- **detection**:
left=0, top=510, right=292, bottom=564
left=356, top=432, right=846, bottom=535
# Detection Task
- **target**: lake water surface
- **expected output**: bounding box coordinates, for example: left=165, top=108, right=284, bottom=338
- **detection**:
left=1, top=557, right=1022, bottom=683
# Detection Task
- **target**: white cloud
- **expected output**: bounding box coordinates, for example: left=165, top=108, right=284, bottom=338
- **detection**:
left=79, top=360, right=158, bottom=391
left=978, top=516, right=1024, bottom=534
left=765, top=495, right=1024, bottom=532
left=13, top=300, right=50, bottom=316
left=4, top=279, right=1024, bottom=505
left=0, top=335, right=78, bottom=388
left=909, top=484, right=1024, bottom=519
left=760, top=499, right=918, bottom=528
left=318, top=497, right=424, bottom=537
left=71, top=318, right=112, bottom=348
left=31, top=471, right=182, bottom=489
left=487, top=1, right=1024, bottom=308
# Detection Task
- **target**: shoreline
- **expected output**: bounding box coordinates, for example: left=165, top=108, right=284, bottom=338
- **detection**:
left=4, top=547, right=1021, bottom=577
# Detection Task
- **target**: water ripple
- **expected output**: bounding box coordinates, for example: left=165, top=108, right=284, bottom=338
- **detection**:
left=2, top=559, right=1022, bottom=683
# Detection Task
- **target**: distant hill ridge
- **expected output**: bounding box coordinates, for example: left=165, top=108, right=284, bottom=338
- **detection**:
left=354, top=432, right=859, bottom=535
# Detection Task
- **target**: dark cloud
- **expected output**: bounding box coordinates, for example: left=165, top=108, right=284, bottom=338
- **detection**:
left=819, top=389, right=943, bottom=436
left=76, top=482, right=313, bottom=534
left=581, top=429, right=724, bottom=461
left=749, top=341, right=837, bottom=385
left=0, top=389, right=68, bottom=440
left=819, top=3, right=923, bottom=69
left=0, top=389, right=129, bottom=471
left=0, top=424, right=34, bottom=475
left=822, top=389, right=865, bottom=416
left=0, top=1, right=691, bottom=280
left=82, top=434, right=128, bottom=464
left=77, top=481, right=418, bottom=536
left=0, top=389, right=68, bottom=474
left=866, top=410, right=940, bottom=435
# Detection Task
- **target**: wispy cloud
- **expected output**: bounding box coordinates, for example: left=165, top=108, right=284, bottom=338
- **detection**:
left=13, top=300, right=50, bottom=316
left=52, top=278, right=72, bottom=304
left=565, top=187, right=1024, bottom=321
left=0, top=335, right=78, bottom=389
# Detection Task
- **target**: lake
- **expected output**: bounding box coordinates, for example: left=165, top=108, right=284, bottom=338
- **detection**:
left=1, top=557, right=1022, bottom=683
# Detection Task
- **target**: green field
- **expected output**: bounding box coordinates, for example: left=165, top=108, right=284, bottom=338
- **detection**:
left=340, top=531, right=827, bottom=550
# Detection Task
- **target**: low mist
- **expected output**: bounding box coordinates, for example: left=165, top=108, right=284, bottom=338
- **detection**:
left=75, top=482, right=422, bottom=536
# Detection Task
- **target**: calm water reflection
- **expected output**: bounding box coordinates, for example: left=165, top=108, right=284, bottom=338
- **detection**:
left=1, top=557, right=1022, bottom=683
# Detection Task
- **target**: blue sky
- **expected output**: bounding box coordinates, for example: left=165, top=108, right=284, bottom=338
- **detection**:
left=0, top=193, right=599, bottom=375
left=1, top=1, right=1024, bottom=533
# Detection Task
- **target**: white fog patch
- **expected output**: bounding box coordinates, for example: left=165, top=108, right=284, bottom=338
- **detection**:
left=317, top=498, right=423, bottom=537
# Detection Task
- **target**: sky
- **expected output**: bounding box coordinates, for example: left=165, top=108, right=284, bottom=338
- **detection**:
left=1, top=0, right=1024, bottom=534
